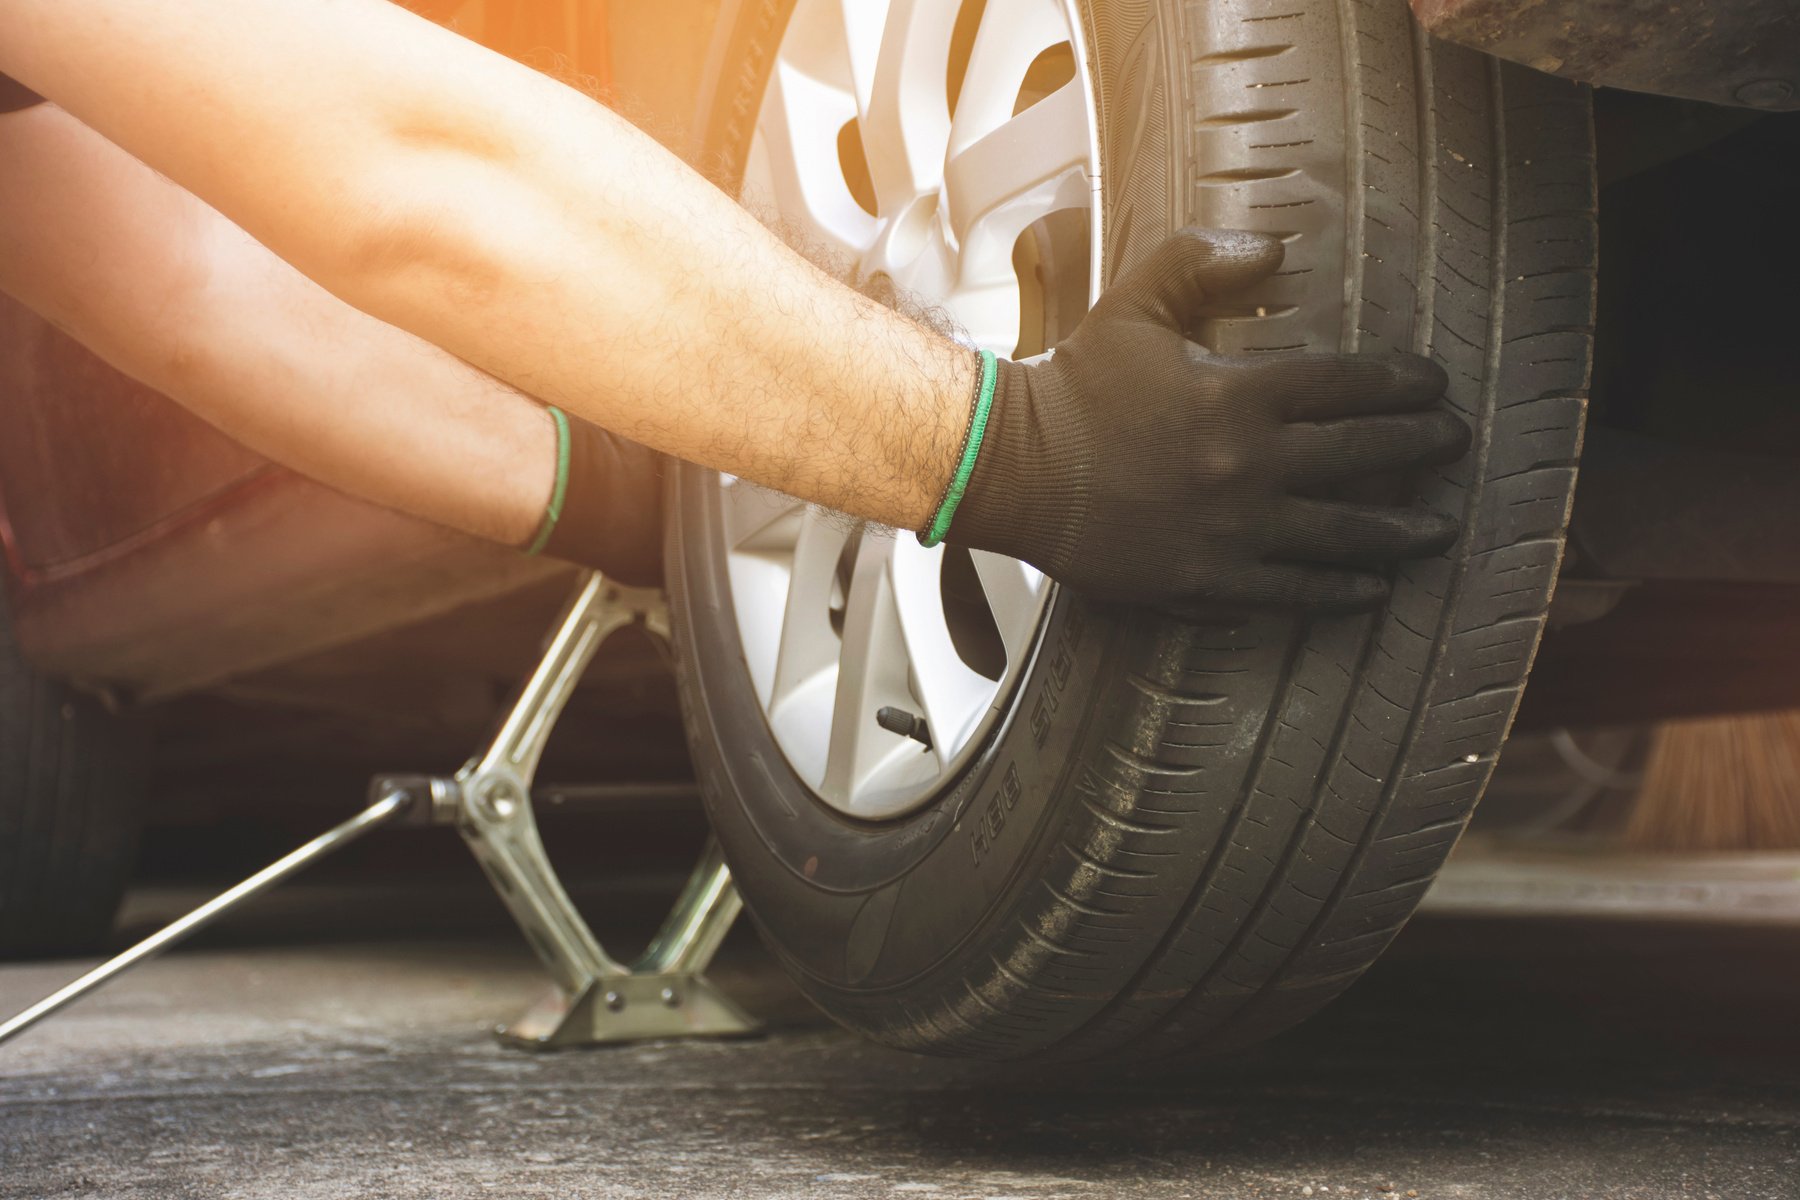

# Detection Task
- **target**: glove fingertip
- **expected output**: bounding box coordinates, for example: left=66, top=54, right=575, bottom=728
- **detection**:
left=1332, top=572, right=1391, bottom=612
left=1386, top=353, right=1451, bottom=409
left=1172, top=226, right=1286, bottom=288
left=1415, top=510, right=1463, bottom=557
left=1111, top=228, right=1286, bottom=325
left=1428, top=411, right=1474, bottom=463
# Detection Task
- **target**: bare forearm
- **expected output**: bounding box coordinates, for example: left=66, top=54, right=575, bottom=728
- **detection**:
left=0, top=0, right=971, bottom=527
left=0, top=103, right=551, bottom=545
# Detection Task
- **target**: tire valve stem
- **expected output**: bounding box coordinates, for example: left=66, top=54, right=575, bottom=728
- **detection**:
left=877, top=706, right=933, bottom=750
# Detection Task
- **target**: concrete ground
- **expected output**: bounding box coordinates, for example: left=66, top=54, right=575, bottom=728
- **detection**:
left=2, top=857, right=1797, bottom=1199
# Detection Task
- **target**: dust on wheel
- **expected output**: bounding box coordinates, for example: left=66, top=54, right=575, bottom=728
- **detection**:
left=671, top=0, right=1597, bottom=1061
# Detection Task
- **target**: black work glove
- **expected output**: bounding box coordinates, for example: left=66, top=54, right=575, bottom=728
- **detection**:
left=942, top=228, right=1470, bottom=611
left=537, top=414, right=666, bottom=588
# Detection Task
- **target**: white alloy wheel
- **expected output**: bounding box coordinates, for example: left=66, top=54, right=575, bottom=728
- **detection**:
left=719, top=0, right=1102, bottom=820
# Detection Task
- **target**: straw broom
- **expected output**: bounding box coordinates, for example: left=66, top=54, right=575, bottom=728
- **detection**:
left=1625, top=709, right=1800, bottom=851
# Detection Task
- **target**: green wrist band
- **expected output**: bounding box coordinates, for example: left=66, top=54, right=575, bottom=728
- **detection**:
left=523, top=406, right=572, bottom=557
left=920, top=349, right=997, bottom=548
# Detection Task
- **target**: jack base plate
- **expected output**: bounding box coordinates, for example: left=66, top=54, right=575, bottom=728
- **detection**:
left=498, top=975, right=762, bottom=1050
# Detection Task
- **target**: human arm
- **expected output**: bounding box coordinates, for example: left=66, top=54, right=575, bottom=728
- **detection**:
left=0, top=100, right=553, bottom=546
left=0, top=0, right=974, bottom=530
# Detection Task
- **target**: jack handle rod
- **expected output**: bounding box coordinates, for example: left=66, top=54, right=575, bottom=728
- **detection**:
left=0, top=790, right=410, bottom=1048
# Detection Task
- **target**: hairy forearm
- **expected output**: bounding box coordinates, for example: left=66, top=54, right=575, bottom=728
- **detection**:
left=0, top=103, right=552, bottom=545
left=0, top=0, right=971, bottom=528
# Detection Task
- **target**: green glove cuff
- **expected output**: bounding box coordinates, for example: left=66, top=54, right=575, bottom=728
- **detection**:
left=919, top=349, right=997, bottom=548
left=522, top=406, right=572, bottom=556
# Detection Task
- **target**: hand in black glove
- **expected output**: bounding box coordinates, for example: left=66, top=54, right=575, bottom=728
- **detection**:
left=938, top=228, right=1470, bottom=611
left=536, top=413, right=666, bottom=588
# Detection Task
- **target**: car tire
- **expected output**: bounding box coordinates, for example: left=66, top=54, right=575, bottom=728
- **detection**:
left=672, top=0, right=1595, bottom=1060
left=0, top=590, right=147, bottom=959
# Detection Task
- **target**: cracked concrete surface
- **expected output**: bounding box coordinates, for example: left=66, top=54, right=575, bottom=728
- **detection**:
left=2, top=874, right=1797, bottom=1199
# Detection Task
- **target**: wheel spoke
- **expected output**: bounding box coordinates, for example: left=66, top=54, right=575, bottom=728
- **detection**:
left=944, top=78, right=1093, bottom=254
left=891, top=541, right=1001, bottom=764
left=750, top=59, right=877, bottom=257
left=821, top=534, right=916, bottom=804
left=720, top=477, right=803, bottom=554
left=861, top=0, right=959, bottom=213
left=947, top=0, right=1071, bottom=156
left=721, top=481, right=808, bottom=708
left=768, top=509, right=853, bottom=713
left=944, top=276, right=1028, bottom=355
left=833, top=0, right=889, bottom=118
left=971, top=550, right=1047, bottom=664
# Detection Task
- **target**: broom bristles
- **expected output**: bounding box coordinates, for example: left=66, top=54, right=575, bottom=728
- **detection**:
left=1626, top=710, right=1800, bottom=852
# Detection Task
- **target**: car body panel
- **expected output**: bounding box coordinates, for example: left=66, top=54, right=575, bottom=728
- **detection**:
left=0, top=297, right=566, bottom=700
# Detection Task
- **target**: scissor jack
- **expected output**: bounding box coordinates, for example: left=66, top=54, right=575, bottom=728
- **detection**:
left=0, top=572, right=759, bottom=1050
